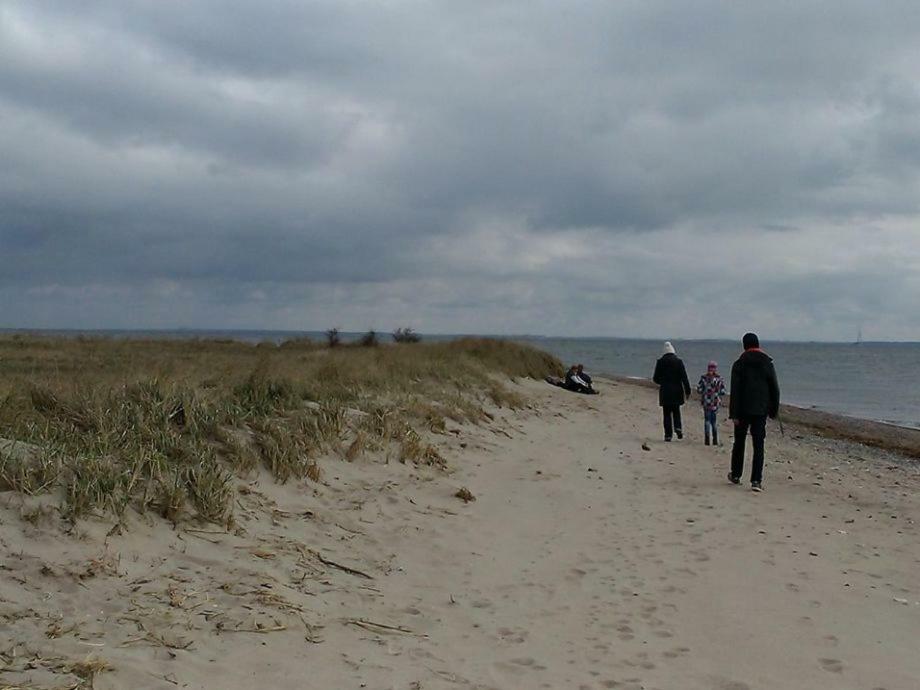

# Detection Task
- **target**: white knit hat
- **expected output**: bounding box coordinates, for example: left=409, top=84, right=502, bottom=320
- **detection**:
left=662, top=341, right=676, bottom=355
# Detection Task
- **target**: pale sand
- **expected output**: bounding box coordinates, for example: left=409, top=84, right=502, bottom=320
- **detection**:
left=2, top=377, right=919, bottom=689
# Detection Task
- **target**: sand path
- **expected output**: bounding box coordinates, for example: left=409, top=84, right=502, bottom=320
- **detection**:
left=349, top=379, right=920, bottom=689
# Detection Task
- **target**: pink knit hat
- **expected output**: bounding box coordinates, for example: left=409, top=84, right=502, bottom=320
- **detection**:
left=707, top=360, right=718, bottom=370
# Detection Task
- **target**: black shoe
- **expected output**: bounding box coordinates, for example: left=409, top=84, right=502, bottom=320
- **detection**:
left=727, top=473, right=740, bottom=485
left=751, top=481, right=763, bottom=492
left=704, top=437, right=711, bottom=446
left=676, top=430, right=683, bottom=440
left=664, top=436, right=672, bottom=442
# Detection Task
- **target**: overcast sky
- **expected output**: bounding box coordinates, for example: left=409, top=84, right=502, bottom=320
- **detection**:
left=2, top=1, right=920, bottom=340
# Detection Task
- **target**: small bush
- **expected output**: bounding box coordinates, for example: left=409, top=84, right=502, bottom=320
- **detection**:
left=154, top=471, right=187, bottom=522
left=185, top=456, right=234, bottom=523
left=62, top=454, right=129, bottom=520
left=325, top=328, right=341, bottom=348
left=400, top=428, right=444, bottom=466
left=392, top=327, right=421, bottom=344
left=358, top=330, right=378, bottom=347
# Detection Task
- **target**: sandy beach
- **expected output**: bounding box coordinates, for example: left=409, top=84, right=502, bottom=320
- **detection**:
left=2, top=376, right=919, bottom=690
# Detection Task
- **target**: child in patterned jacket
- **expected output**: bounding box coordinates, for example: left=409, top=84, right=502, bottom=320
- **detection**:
left=697, top=361, right=727, bottom=446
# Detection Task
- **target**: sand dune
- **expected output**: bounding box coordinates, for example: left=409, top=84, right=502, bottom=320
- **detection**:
left=2, top=377, right=919, bottom=689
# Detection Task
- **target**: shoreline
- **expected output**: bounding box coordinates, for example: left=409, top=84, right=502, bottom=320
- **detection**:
left=609, top=375, right=920, bottom=460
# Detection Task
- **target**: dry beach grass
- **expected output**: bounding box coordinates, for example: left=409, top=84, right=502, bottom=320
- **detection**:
left=0, top=335, right=561, bottom=527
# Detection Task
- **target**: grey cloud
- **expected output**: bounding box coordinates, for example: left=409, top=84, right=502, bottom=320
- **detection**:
left=2, top=1, right=920, bottom=338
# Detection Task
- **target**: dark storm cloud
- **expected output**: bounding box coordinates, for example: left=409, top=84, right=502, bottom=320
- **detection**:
left=2, top=1, right=920, bottom=338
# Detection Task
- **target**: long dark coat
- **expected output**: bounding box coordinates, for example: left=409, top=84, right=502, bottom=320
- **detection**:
left=653, top=353, right=692, bottom=407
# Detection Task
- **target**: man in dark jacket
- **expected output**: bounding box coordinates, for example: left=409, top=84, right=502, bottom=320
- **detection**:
left=728, top=332, right=780, bottom=492
left=653, top=341, right=692, bottom=441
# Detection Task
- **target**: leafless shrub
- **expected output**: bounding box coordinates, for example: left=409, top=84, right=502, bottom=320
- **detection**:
left=392, top=327, right=421, bottom=343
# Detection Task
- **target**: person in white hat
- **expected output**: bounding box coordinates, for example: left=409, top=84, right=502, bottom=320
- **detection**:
left=652, top=341, right=691, bottom=441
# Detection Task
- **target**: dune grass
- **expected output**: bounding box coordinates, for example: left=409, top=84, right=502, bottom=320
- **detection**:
left=0, top=335, right=561, bottom=525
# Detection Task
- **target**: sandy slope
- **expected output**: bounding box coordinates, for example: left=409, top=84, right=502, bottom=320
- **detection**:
left=2, top=378, right=919, bottom=690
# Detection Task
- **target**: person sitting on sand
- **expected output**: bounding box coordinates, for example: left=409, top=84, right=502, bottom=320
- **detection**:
left=545, top=366, right=578, bottom=391
left=575, top=364, right=593, bottom=390
left=728, top=332, right=781, bottom=492
left=545, top=365, right=597, bottom=394
left=697, top=360, right=727, bottom=446
left=653, top=341, right=691, bottom=441
left=564, top=364, right=596, bottom=394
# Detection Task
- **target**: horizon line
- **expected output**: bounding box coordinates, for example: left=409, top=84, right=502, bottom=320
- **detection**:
left=1, top=326, right=917, bottom=346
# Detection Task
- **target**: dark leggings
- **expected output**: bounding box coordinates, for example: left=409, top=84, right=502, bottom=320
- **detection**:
left=662, top=405, right=682, bottom=439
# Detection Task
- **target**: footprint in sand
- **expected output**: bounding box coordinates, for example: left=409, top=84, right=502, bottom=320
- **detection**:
left=510, top=657, right=537, bottom=667
left=663, top=646, right=691, bottom=658
left=496, top=626, right=528, bottom=643
left=601, top=679, right=644, bottom=689
left=819, top=658, right=844, bottom=673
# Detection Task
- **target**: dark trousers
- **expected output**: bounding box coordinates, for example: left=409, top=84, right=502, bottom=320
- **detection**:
left=731, top=415, right=767, bottom=483
left=662, top=405, right=682, bottom=439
